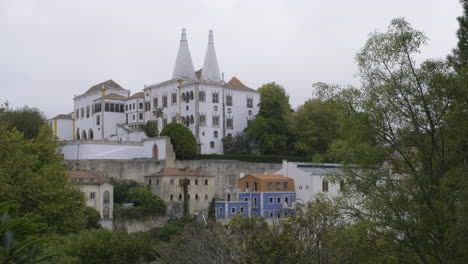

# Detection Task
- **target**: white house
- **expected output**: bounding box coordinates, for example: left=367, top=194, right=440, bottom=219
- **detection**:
left=67, top=170, right=114, bottom=226
left=51, top=29, right=260, bottom=156
left=275, top=161, right=343, bottom=203
left=48, top=114, right=74, bottom=140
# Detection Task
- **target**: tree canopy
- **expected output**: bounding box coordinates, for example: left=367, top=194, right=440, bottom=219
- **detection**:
left=143, top=120, right=159, bottom=138
left=0, top=104, right=46, bottom=139
left=448, top=0, right=468, bottom=72
left=160, top=123, right=197, bottom=159
left=245, top=82, right=292, bottom=155
left=0, top=124, right=87, bottom=234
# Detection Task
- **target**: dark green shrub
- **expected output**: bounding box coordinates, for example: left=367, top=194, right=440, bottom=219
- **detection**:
left=160, top=123, right=197, bottom=159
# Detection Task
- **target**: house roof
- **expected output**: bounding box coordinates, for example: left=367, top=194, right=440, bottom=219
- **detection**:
left=127, top=92, right=144, bottom=100
left=225, top=77, right=256, bottom=92
left=51, top=113, right=73, bottom=120
left=82, top=79, right=127, bottom=96
left=67, top=170, right=109, bottom=184
left=95, top=93, right=128, bottom=101
left=246, top=174, right=292, bottom=181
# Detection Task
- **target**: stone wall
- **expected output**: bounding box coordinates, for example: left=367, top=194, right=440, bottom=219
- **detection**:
left=66, top=159, right=282, bottom=196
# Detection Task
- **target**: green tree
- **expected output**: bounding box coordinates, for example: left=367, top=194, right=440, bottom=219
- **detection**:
left=110, top=178, right=138, bottom=204
left=222, top=133, right=259, bottom=155
left=292, top=98, right=340, bottom=159
left=0, top=124, right=87, bottom=234
left=448, top=0, right=468, bottom=72
left=49, top=229, right=156, bottom=264
left=245, top=82, right=292, bottom=155
left=0, top=105, right=46, bottom=139
left=160, top=123, right=197, bottom=159
left=330, top=18, right=468, bottom=263
left=83, top=207, right=102, bottom=230
left=143, top=120, right=159, bottom=138
left=0, top=202, right=51, bottom=264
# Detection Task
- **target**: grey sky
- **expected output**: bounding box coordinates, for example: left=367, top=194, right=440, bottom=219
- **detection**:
left=0, top=0, right=462, bottom=118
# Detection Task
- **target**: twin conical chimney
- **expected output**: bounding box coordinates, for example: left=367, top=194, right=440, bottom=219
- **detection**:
left=172, top=28, right=196, bottom=80
left=172, top=29, right=221, bottom=82
left=201, top=30, right=221, bottom=82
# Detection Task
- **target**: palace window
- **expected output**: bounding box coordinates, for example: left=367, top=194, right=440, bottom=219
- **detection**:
left=212, top=92, right=219, bottom=103
left=277, top=197, right=282, bottom=204
left=226, top=95, right=232, bottom=106
left=190, top=115, right=194, bottom=124
left=96, top=115, right=100, bottom=125
left=210, top=141, right=215, bottom=148
left=205, top=179, right=208, bottom=185
left=162, top=96, right=168, bottom=108
left=103, top=191, right=110, bottom=204
left=171, top=93, right=177, bottom=104
left=81, top=107, right=84, bottom=118
left=227, top=118, right=233, bottom=129
left=153, top=97, right=158, bottom=109
left=139, top=113, right=143, bottom=120
left=231, top=207, right=236, bottom=214
left=247, top=98, right=253, bottom=108
left=248, top=110, right=252, bottom=115
left=212, top=115, right=219, bottom=126
left=145, top=102, right=150, bottom=111
left=90, top=192, right=95, bottom=199
left=110, top=104, right=115, bottom=112
left=190, top=91, right=194, bottom=100
left=75, top=109, right=79, bottom=119
left=139, top=102, right=143, bottom=109
left=214, top=131, right=218, bottom=138
left=269, top=197, right=274, bottom=204
left=199, top=91, right=206, bottom=102
left=185, top=92, right=190, bottom=103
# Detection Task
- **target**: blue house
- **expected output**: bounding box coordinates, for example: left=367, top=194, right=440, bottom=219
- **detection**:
left=216, top=174, right=296, bottom=220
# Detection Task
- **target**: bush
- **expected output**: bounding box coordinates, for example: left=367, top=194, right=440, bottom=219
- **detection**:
left=143, top=120, right=158, bottom=138
left=160, top=123, right=197, bottom=159
left=110, top=178, right=138, bottom=204
left=49, top=229, right=156, bottom=264
left=83, top=207, right=102, bottom=230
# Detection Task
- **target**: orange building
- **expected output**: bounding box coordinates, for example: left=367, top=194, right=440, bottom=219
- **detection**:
left=238, top=174, right=295, bottom=192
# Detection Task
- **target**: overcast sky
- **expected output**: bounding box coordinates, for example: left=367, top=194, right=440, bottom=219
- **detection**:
left=1, top=0, right=463, bottom=118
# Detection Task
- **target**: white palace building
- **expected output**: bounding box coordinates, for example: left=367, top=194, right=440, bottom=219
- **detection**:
left=49, top=29, right=260, bottom=159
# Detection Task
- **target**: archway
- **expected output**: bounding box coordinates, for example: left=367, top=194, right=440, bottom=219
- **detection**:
left=76, top=129, right=80, bottom=140
left=82, top=130, right=87, bottom=140
left=152, top=144, right=159, bottom=160
left=88, top=128, right=94, bottom=139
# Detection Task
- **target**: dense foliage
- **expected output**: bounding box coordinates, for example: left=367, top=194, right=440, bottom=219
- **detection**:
left=0, top=124, right=87, bottom=234
left=143, top=120, right=159, bottom=138
left=160, top=123, right=197, bottom=159
left=448, top=0, right=468, bottom=72
left=0, top=104, right=46, bottom=139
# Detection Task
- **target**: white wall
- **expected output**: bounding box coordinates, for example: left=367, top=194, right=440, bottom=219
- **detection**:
left=275, top=161, right=342, bottom=203
left=61, top=137, right=167, bottom=160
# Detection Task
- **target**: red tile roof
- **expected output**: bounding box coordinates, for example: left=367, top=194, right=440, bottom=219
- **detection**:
left=225, top=77, right=256, bottom=92
left=67, top=170, right=109, bottom=184
left=247, top=174, right=292, bottom=181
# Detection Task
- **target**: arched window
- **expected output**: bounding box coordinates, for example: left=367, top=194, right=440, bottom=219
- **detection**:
left=190, top=91, right=194, bottom=100
left=181, top=116, right=186, bottom=124
left=82, top=130, right=87, bottom=140
left=185, top=92, right=190, bottom=103
left=88, top=129, right=94, bottom=140
left=214, top=131, right=218, bottom=138
left=103, top=205, right=110, bottom=220
left=76, top=128, right=80, bottom=140
left=190, top=115, right=194, bottom=124
left=182, top=93, right=186, bottom=101
left=210, top=141, right=215, bottom=148
left=103, top=191, right=110, bottom=204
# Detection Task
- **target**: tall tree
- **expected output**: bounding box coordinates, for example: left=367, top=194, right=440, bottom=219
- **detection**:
left=330, top=18, right=468, bottom=263
left=448, top=0, right=468, bottom=72
left=0, top=124, right=87, bottom=234
left=292, top=98, right=340, bottom=159
left=0, top=105, right=46, bottom=139
left=245, top=82, right=292, bottom=155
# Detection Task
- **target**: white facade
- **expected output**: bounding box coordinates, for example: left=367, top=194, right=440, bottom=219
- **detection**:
left=48, top=114, right=74, bottom=140
left=67, top=170, right=114, bottom=222
left=52, top=29, right=260, bottom=156
left=275, top=161, right=342, bottom=203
